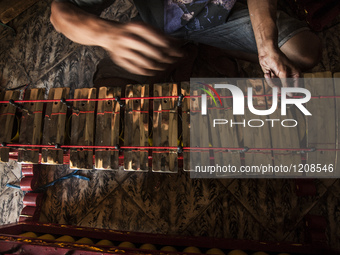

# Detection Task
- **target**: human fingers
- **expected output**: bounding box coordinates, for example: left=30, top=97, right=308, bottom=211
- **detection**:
left=277, top=64, right=301, bottom=96
left=113, top=55, right=157, bottom=76
left=125, top=22, right=169, bottom=47
left=264, top=71, right=281, bottom=93
left=125, top=22, right=183, bottom=57
left=277, top=71, right=294, bottom=97
left=118, top=35, right=178, bottom=65
left=119, top=49, right=168, bottom=72
left=291, top=69, right=301, bottom=88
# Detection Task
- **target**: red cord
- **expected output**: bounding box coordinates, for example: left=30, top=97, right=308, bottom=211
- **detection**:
left=1, top=94, right=340, bottom=104
left=4, top=144, right=340, bottom=151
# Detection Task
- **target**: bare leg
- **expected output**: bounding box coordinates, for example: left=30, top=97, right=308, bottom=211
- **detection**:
left=220, top=31, right=321, bottom=72
left=280, top=30, right=322, bottom=71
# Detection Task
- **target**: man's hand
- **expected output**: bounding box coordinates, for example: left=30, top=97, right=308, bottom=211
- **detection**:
left=101, top=22, right=183, bottom=76
left=247, top=0, right=301, bottom=90
left=259, top=48, right=300, bottom=90
left=50, top=2, right=183, bottom=76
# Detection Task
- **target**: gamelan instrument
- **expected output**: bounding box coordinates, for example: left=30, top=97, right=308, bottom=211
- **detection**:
left=0, top=72, right=339, bottom=176
left=0, top=218, right=337, bottom=254
left=0, top=72, right=339, bottom=254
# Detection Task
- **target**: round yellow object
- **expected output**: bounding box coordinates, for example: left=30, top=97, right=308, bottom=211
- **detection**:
left=20, top=232, right=37, bottom=238
left=252, top=252, right=269, bottom=255
left=76, top=237, right=94, bottom=244
left=140, top=243, right=157, bottom=250
left=227, top=250, right=248, bottom=255
left=38, top=234, right=55, bottom=240
left=118, top=241, right=136, bottom=248
left=183, top=246, right=201, bottom=253
left=206, top=248, right=225, bottom=255
left=96, top=239, right=114, bottom=246
left=55, top=235, right=75, bottom=242
left=161, top=246, right=177, bottom=252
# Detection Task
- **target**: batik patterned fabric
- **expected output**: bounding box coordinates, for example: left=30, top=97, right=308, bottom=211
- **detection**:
left=164, top=0, right=237, bottom=34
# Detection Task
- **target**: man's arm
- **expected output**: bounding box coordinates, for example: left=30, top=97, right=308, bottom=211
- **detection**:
left=247, top=0, right=300, bottom=87
left=50, top=1, right=182, bottom=76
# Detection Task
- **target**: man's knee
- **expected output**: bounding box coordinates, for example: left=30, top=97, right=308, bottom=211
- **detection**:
left=297, top=34, right=322, bottom=70
left=281, top=31, right=322, bottom=71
